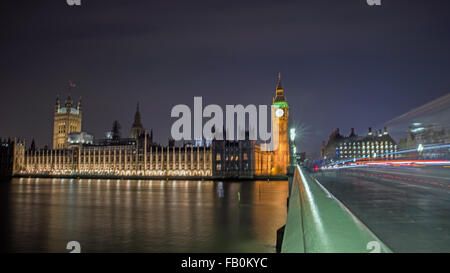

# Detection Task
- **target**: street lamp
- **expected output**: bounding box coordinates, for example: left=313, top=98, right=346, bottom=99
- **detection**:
left=290, top=128, right=296, bottom=142
left=417, top=143, right=424, bottom=153
left=290, top=128, right=296, bottom=165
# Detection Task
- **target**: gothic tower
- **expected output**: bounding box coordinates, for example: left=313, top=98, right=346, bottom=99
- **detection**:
left=271, top=73, right=289, bottom=175
left=130, top=102, right=145, bottom=139
left=53, top=95, right=82, bottom=149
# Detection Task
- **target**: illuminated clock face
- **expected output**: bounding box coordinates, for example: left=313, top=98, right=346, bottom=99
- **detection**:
left=275, top=108, right=284, bottom=118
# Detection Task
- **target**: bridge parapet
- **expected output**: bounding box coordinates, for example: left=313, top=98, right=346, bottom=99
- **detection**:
left=281, top=165, right=392, bottom=253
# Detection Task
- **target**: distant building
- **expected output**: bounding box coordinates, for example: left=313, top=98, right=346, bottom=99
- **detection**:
left=53, top=96, right=82, bottom=149
left=212, top=131, right=255, bottom=179
left=320, top=127, right=398, bottom=161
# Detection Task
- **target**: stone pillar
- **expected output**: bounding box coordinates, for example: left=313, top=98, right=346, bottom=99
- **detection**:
left=144, top=135, right=147, bottom=171
left=203, top=146, right=206, bottom=170
left=103, top=148, right=106, bottom=170
left=172, top=146, right=176, bottom=171
left=189, top=146, right=193, bottom=171
left=119, top=148, right=122, bottom=171
left=178, top=148, right=182, bottom=170
left=209, top=149, right=212, bottom=173
left=166, top=146, right=170, bottom=170
left=184, top=146, right=187, bottom=171
left=113, top=148, right=116, bottom=172
left=124, top=148, right=126, bottom=171
left=50, top=149, right=53, bottom=171
left=150, top=147, right=153, bottom=171
left=159, top=147, right=164, bottom=171
left=156, top=146, right=159, bottom=170
left=196, top=146, right=200, bottom=170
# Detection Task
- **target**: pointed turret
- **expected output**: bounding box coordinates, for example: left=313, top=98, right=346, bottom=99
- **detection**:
left=276, top=72, right=283, bottom=90
left=133, top=102, right=143, bottom=127
left=130, top=102, right=145, bottom=139
left=273, top=72, right=288, bottom=107
left=55, top=95, right=60, bottom=112
left=65, top=95, right=73, bottom=108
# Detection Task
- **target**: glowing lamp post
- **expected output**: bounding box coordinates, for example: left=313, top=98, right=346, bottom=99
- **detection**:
left=290, top=128, right=296, bottom=142
left=290, top=128, right=296, bottom=165
left=417, top=144, right=424, bottom=153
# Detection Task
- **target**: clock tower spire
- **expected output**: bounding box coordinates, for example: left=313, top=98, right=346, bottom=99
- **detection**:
left=271, top=72, right=289, bottom=175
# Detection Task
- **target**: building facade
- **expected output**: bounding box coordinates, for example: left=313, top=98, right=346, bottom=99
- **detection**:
left=21, top=101, right=212, bottom=177
left=254, top=73, right=290, bottom=176
left=12, top=76, right=292, bottom=179
left=320, top=127, right=398, bottom=161
left=53, top=96, right=82, bottom=149
left=22, top=142, right=212, bottom=177
left=212, top=132, right=255, bottom=179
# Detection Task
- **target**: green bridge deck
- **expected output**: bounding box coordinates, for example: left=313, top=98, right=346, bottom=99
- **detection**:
left=281, top=166, right=392, bottom=253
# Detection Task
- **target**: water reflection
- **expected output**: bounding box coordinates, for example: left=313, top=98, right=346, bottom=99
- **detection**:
left=0, top=178, right=288, bottom=253
left=217, top=182, right=224, bottom=198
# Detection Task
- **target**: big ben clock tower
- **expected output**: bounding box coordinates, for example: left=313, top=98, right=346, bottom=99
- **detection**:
left=271, top=73, right=290, bottom=175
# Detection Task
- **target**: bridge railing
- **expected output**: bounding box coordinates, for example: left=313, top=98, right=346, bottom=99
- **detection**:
left=281, top=165, right=392, bottom=253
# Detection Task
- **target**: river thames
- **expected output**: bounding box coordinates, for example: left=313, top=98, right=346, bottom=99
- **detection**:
left=0, top=178, right=288, bottom=253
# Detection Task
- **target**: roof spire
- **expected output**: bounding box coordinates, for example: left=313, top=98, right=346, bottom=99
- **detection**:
left=133, top=101, right=142, bottom=127
left=276, top=72, right=283, bottom=90
left=273, top=72, right=287, bottom=105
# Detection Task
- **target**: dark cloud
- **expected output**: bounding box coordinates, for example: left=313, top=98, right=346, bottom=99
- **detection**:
left=1, top=0, right=449, bottom=158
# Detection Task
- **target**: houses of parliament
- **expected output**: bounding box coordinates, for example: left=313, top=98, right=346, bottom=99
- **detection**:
left=3, top=76, right=292, bottom=179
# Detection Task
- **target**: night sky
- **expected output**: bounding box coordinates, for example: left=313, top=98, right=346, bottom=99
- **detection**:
left=1, top=0, right=449, bottom=158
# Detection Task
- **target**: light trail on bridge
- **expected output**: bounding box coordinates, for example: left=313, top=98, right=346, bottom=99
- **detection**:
left=318, top=143, right=450, bottom=170
left=312, top=165, right=450, bottom=252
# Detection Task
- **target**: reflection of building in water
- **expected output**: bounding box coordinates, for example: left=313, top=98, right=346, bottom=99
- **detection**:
left=320, top=127, right=397, bottom=160
left=217, top=182, right=224, bottom=198
left=249, top=181, right=289, bottom=244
